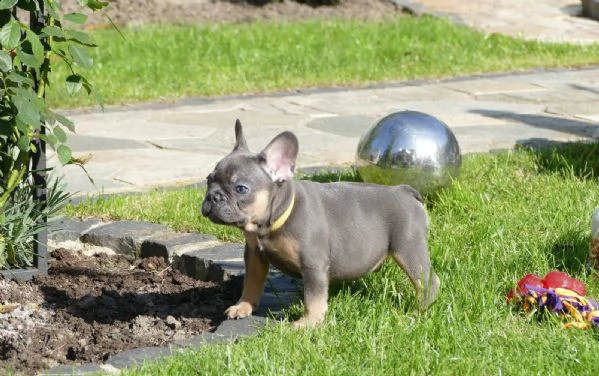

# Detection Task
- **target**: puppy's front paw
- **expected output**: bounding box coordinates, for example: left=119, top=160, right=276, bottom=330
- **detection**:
left=291, top=315, right=324, bottom=329
left=225, top=302, right=254, bottom=319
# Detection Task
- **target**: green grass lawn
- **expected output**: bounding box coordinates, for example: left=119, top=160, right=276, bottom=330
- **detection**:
left=67, top=143, right=599, bottom=375
left=47, top=16, right=599, bottom=109
left=57, top=12, right=599, bottom=375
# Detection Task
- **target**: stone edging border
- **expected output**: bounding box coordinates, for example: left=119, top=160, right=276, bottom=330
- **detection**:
left=37, top=218, right=300, bottom=376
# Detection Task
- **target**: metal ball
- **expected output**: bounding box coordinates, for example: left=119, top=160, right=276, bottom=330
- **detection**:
left=355, top=110, right=461, bottom=195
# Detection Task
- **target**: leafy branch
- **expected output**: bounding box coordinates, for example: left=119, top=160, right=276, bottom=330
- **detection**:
left=0, top=0, right=109, bottom=268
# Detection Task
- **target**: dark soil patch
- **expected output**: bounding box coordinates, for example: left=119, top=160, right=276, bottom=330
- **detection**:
left=0, top=249, right=240, bottom=375
left=61, top=0, right=405, bottom=27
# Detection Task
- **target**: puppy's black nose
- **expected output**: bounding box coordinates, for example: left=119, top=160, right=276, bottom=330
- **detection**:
left=206, top=190, right=224, bottom=203
left=202, top=190, right=223, bottom=217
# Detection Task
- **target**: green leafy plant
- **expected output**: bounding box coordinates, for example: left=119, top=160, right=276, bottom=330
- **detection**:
left=0, top=176, right=70, bottom=267
left=0, top=0, right=108, bottom=269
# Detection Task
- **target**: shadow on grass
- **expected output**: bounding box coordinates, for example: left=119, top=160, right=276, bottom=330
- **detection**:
left=282, top=268, right=417, bottom=323
left=330, top=264, right=418, bottom=313
left=518, top=140, right=599, bottom=181
left=470, top=109, right=599, bottom=178
left=544, top=232, right=589, bottom=276
left=299, top=165, right=445, bottom=204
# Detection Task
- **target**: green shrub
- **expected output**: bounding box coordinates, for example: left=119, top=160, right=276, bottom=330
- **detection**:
left=0, top=176, right=70, bottom=268
left=0, top=0, right=109, bottom=269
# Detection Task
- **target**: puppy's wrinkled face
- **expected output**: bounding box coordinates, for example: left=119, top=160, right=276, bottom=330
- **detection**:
left=201, top=119, right=298, bottom=230
left=201, top=152, right=273, bottom=228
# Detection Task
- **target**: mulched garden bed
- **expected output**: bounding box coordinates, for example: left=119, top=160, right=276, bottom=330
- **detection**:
left=61, top=0, right=405, bottom=26
left=0, top=249, right=240, bottom=375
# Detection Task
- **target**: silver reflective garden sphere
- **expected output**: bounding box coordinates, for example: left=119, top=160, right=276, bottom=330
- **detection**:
left=355, top=110, right=461, bottom=195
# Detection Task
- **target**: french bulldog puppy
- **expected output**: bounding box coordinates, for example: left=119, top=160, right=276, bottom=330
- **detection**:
left=201, top=120, right=440, bottom=328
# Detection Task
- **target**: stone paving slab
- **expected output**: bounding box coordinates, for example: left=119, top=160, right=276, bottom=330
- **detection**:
left=178, top=243, right=245, bottom=262
left=52, top=148, right=225, bottom=196
left=212, top=316, right=268, bottom=340
left=307, top=115, right=377, bottom=137
left=54, top=67, right=599, bottom=197
left=49, top=217, right=103, bottom=243
left=174, top=332, right=232, bottom=349
left=105, top=346, right=177, bottom=370
left=68, top=135, right=148, bottom=152
left=491, top=87, right=599, bottom=105
left=395, top=99, right=545, bottom=121
left=373, top=84, right=473, bottom=102
left=51, top=162, right=134, bottom=196
left=58, top=110, right=220, bottom=141
left=39, top=363, right=116, bottom=376
left=583, top=115, right=599, bottom=126
left=546, top=101, right=599, bottom=118
left=440, top=79, right=548, bottom=96
left=140, top=232, right=219, bottom=260
left=174, top=252, right=239, bottom=282
left=397, top=0, right=599, bottom=44
left=80, top=221, right=171, bottom=255
left=173, top=243, right=245, bottom=281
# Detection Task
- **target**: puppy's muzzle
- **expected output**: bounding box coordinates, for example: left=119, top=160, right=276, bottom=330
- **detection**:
left=201, top=190, right=224, bottom=217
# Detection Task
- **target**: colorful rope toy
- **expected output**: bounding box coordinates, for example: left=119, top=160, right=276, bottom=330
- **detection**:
left=507, top=271, right=599, bottom=329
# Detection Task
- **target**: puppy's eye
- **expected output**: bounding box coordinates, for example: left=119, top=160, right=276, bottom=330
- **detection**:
left=235, top=184, right=249, bottom=194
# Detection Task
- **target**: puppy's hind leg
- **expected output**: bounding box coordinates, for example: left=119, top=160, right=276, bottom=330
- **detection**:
left=293, top=266, right=329, bottom=329
left=390, top=231, right=440, bottom=309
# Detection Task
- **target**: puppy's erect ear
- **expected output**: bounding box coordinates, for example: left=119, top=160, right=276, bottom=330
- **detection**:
left=233, top=119, right=249, bottom=152
left=259, top=131, right=298, bottom=183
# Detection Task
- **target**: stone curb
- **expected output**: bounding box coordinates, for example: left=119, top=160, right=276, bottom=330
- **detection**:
left=41, top=218, right=299, bottom=375
left=390, top=0, right=466, bottom=25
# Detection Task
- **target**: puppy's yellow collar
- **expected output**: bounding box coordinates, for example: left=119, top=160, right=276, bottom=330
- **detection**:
left=271, top=193, right=295, bottom=232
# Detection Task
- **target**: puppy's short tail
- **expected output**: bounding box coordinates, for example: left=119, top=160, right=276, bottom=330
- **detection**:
left=398, top=184, right=423, bottom=203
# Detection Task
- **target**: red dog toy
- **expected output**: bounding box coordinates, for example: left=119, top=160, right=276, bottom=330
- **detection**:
left=507, top=271, right=599, bottom=329
left=507, top=271, right=586, bottom=302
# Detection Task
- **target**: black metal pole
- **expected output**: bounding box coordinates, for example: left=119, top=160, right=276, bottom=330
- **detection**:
left=31, top=0, right=48, bottom=276
left=0, top=1, right=49, bottom=281
left=31, top=143, right=48, bottom=275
